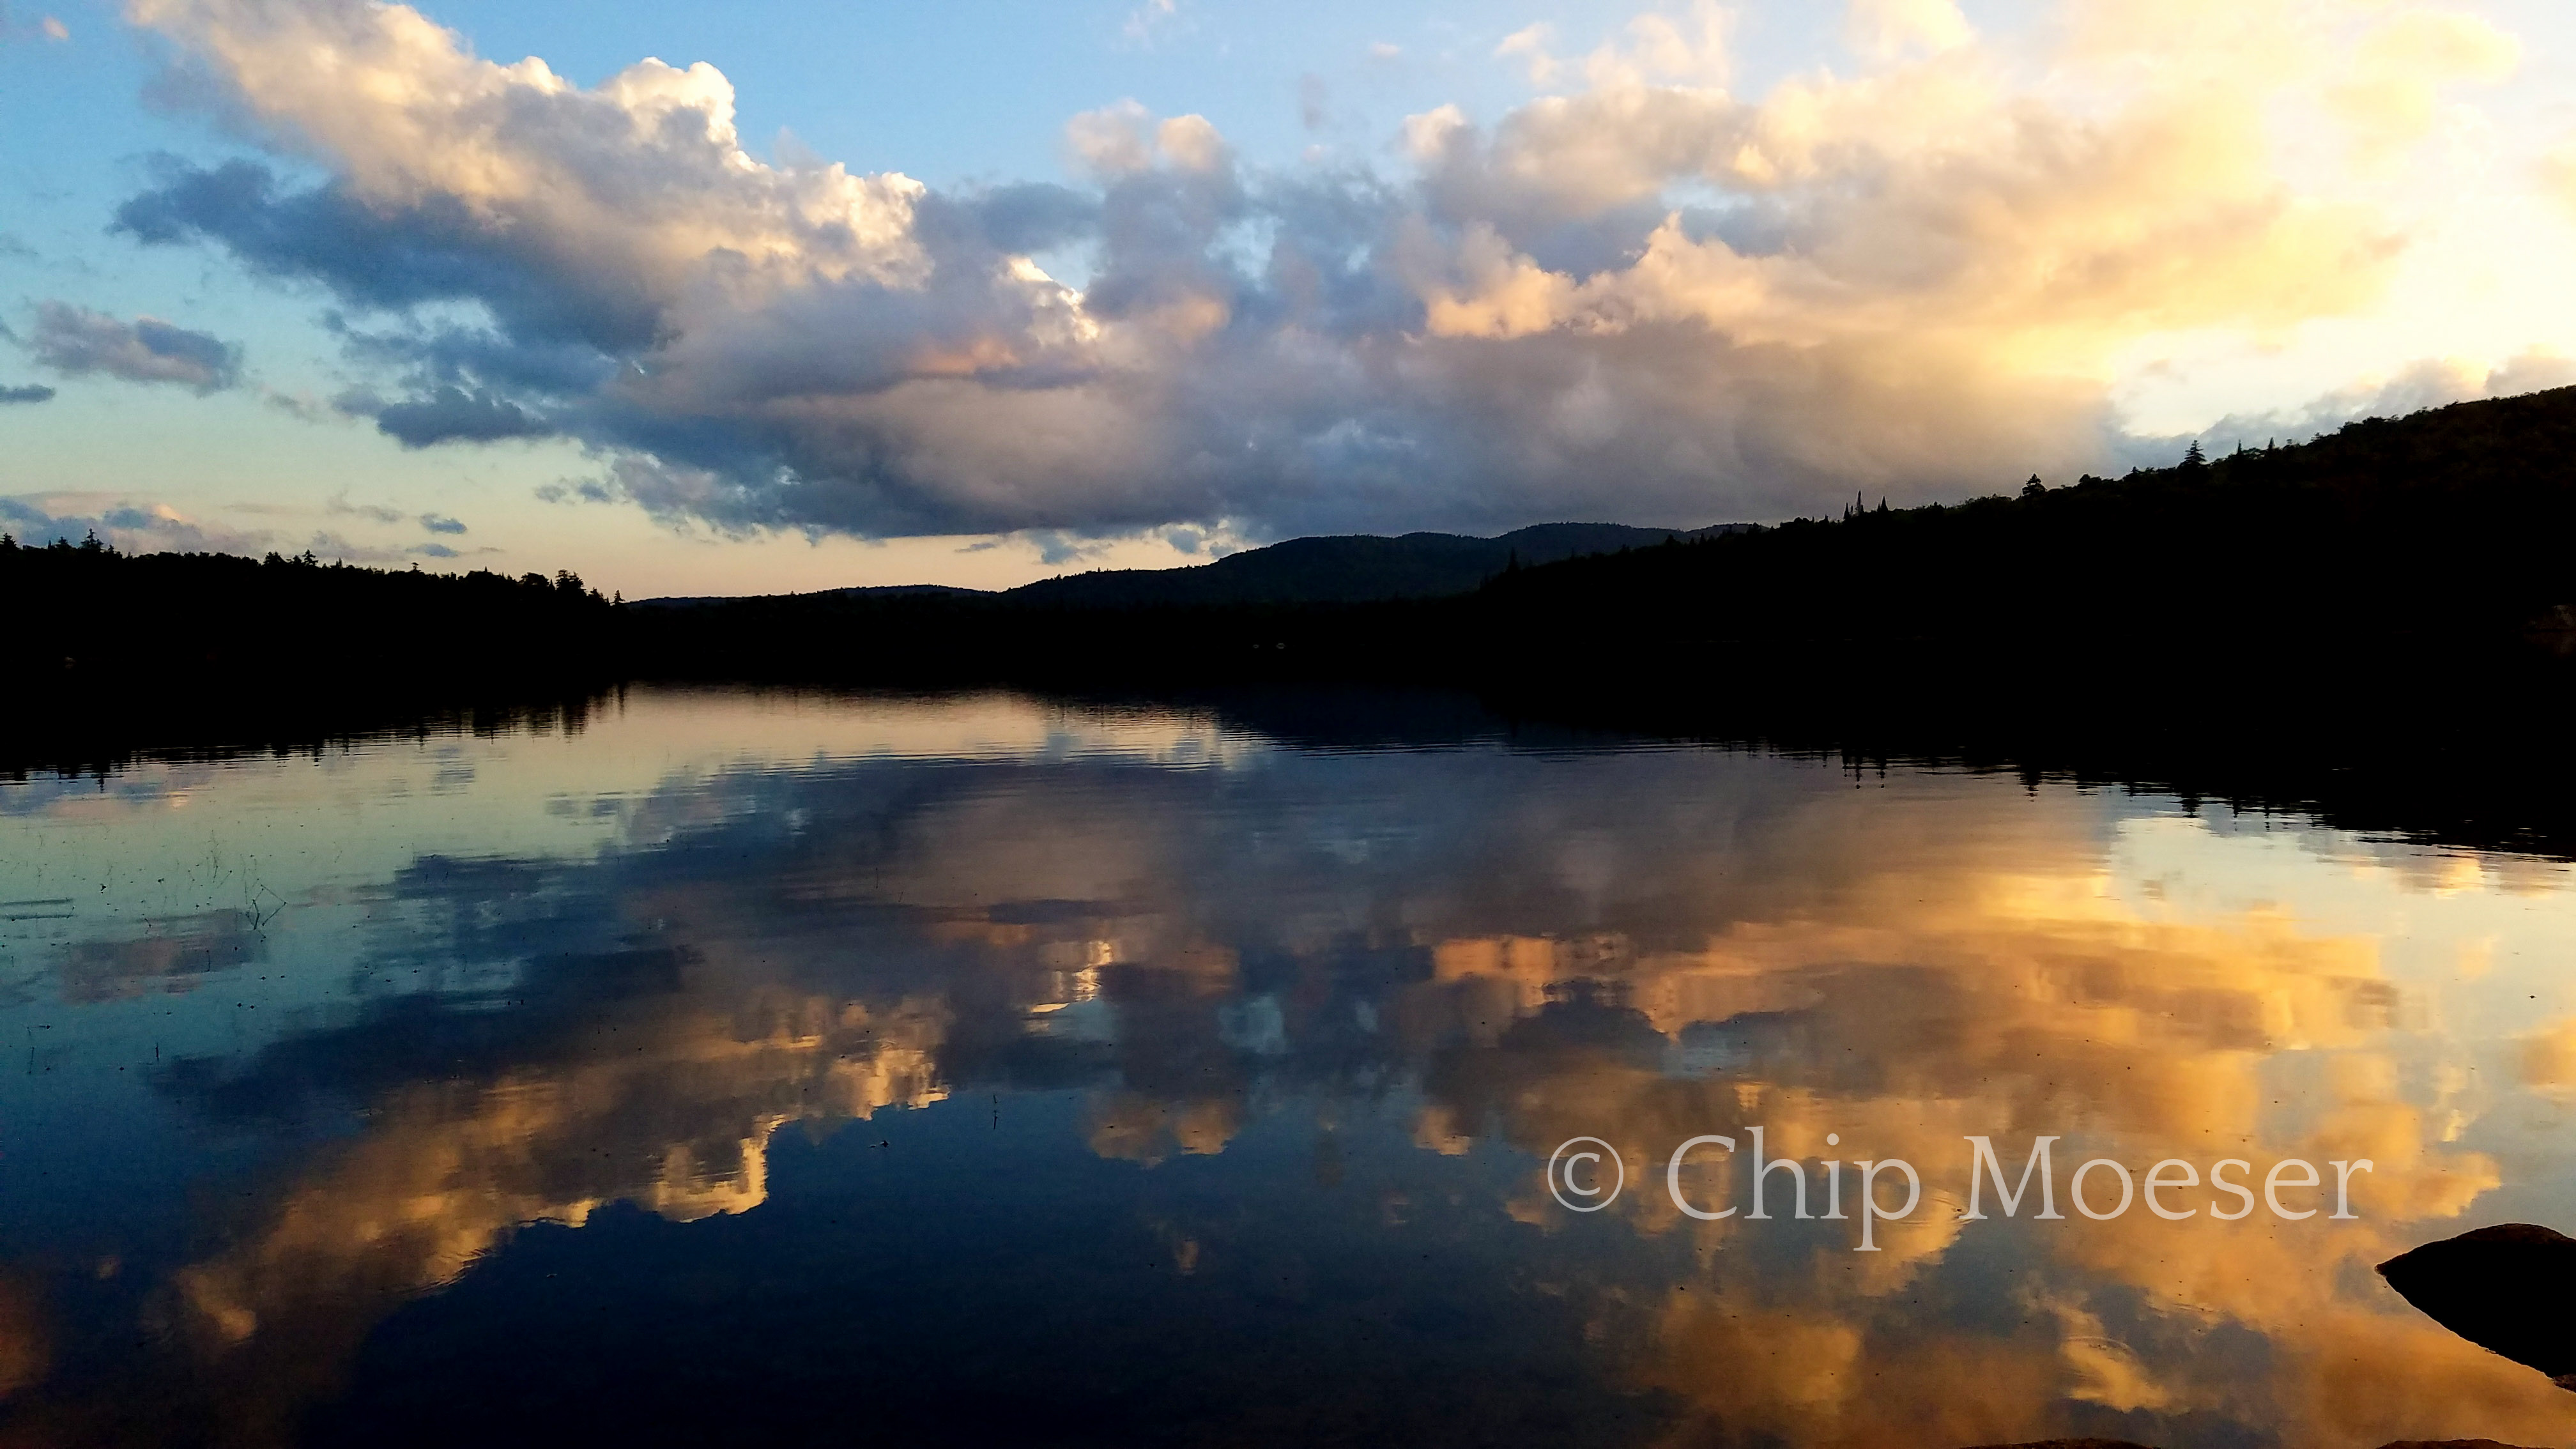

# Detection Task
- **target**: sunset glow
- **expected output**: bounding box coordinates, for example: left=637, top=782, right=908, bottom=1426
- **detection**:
left=8, top=0, right=2576, bottom=594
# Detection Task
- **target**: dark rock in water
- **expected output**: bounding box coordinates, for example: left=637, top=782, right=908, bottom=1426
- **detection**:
left=2378, top=1223, right=2576, bottom=1386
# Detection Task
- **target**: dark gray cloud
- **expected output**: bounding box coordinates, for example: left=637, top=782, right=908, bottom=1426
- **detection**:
left=0, top=383, right=52, bottom=404
left=114, top=158, right=657, bottom=353
left=535, top=475, right=619, bottom=506
left=28, top=300, right=240, bottom=392
left=933, top=184, right=1102, bottom=257
left=364, top=386, right=551, bottom=447
left=419, top=513, right=466, bottom=535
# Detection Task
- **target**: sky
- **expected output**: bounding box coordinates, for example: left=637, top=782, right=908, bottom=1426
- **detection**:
left=4, top=0, right=2576, bottom=597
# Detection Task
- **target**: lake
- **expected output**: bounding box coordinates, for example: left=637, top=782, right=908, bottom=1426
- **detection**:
left=3, top=684, right=2573, bottom=1447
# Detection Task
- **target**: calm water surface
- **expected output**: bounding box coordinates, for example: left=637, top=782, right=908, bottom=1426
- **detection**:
left=4, top=687, right=2575, bottom=1448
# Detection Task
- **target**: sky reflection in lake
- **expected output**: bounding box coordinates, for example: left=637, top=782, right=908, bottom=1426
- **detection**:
left=3, top=687, right=2575, bottom=1448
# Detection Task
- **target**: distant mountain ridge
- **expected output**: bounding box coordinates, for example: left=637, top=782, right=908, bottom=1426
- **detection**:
left=1006, top=523, right=1755, bottom=608
left=635, top=522, right=1756, bottom=610
left=634, top=583, right=985, bottom=610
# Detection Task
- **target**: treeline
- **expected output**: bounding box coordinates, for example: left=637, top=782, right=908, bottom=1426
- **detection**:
left=1479, top=386, right=2576, bottom=656
left=1048, top=662, right=2576, bottom=861
left=643, top=385, right=2576, bottom=681
left=31, top=383, right=2576, bottom=700
left=6, top=535, right=627, bottom=766
left=8, top=533, right=618, bottom=675
left=622, top=385, right=2576, bottom=862
left=20, top=384, right=2576, bottom=823
left=18, top=373, right=2576, bottom=853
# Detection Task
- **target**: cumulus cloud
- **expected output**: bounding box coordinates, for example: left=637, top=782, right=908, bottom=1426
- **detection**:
left=105, top=0, right=2527, bottom=542
left=27, top=301, right=240, bottom=392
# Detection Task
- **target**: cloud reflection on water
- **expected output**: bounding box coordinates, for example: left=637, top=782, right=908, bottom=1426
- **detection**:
left=2, top=689, right=2573, bottom=1446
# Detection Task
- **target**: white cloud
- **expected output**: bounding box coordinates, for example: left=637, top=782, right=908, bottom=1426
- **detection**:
left=1401, top=103, right=1469, bottom=163
left=106, top=0, right=2539, bottom=543
left=1122, top=0, right=1184, bottom=47
left=1496, top=24, right=1560, bottom=87
left=2544, top=138, right=2576, bottom=217
left=1068, top=102, right=1230, bottom=177
left=2327, top=7, right=2521, bottom=163
left=1498, top=5, right=1732, bottom=93
left=1845, top=0, right=1971, bottom=60
left=2136, top=348, right=2576, bottom=464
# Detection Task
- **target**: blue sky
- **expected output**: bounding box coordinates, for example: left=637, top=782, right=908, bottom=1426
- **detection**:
left=6, top=0, right=2576, bottom=597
